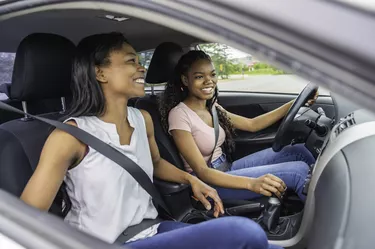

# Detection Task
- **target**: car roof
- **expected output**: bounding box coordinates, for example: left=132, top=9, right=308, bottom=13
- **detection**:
left=0, top=8, right=202, bottom=52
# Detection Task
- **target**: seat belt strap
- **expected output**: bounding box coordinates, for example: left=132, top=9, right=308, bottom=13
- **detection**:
left=116, top=217, right=164, bottom=244
left=208, top=105, right=220, bottom=166
left=0, top=101, right=172, bottom=217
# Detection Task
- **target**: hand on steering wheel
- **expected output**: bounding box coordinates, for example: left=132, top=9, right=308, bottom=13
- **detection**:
left=272, top=83, right=319, bottom=152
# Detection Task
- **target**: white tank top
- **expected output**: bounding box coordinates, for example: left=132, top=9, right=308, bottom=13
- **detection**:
left=63, top=107, right=158, bottom=243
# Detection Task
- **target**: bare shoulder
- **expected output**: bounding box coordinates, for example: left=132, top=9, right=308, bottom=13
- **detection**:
left=42, top=119, right=86, bottom=164
left=139, top=109, right=153, bottom=126
left=139, top=109, right=154, bottom=136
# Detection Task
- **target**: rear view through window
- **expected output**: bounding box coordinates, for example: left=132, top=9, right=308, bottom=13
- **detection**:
left=0, top=53, right=15, bottom=100
left=0, top=52, right=15, bottom=85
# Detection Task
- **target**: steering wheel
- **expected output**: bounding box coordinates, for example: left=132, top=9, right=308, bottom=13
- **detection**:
left=272, top=83, right=319, bottom=152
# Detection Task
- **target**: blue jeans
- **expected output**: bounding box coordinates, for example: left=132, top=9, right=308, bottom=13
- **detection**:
left=214, top=144, right=314, bottom=202
left=125, top=217, right=283, bottom=249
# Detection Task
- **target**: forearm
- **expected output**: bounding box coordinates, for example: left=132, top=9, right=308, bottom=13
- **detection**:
left=153, top=158, right=192, bottom=184
left=251, top=100, right=294, bottom=132
left=196, top=167, right=251, bottom=190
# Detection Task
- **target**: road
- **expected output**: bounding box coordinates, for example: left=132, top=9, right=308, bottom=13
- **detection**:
left=149, top=75, right=330, bottom=95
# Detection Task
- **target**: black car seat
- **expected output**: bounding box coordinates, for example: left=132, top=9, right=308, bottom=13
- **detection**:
left=135, top=42, right=185, bottom=169
left=0, top=34, right=72, bottom=124
left=0, top=33, right=75, bottom=206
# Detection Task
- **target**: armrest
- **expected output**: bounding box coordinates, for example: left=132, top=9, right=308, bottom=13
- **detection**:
left=154, top=178, right=190, bottom=195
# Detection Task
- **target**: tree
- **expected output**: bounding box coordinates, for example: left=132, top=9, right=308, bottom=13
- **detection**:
left=200, top=43, right=231, bottom=79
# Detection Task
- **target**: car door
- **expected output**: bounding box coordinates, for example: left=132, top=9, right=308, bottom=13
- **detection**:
left=199, top=43, right=335, bottom=160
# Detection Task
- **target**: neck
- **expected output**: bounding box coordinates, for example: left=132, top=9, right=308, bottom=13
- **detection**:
left=184, top=95, right=207, bottom=111
left=99, top=93, right=129, bottom=128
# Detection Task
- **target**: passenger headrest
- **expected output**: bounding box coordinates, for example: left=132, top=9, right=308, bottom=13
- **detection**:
left=145, top=42, right=183, bottom=84
left=10, top=33, right=75, bottom=101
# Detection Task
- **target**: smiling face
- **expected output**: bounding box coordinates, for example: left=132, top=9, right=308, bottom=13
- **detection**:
left=183, top=59, right=218, bottom=101
left=96, top=43, right=146, bottom=99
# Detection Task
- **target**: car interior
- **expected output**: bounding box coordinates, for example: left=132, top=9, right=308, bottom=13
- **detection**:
left=1, top=3, right=375, bottom=249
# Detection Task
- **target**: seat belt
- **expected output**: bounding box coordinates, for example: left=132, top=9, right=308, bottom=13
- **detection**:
left=208, top=105, right=219, bottom=165
left=0, top=101, right=172, bottom=218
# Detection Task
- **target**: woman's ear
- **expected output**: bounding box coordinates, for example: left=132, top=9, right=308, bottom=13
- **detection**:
left=181, top=75, right=188, bottom=87
left=95, top=66, right=107, bottom=83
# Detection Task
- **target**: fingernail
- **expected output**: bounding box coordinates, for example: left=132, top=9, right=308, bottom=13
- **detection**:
left=206, top=204, right=211, bottom=210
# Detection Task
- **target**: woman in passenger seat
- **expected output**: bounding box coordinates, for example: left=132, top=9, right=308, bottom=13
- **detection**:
left=20, top=33, right=283, bottom=249
left=160, top=50, right=316, bottom=203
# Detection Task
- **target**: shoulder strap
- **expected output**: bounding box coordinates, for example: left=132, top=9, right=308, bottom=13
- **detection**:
left=208, top=105, right=219, bottom=165
left=0, top=101, right=172, bottom=218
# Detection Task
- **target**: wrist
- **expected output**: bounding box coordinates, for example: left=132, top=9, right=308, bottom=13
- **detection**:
left=244, top=177, right=255, bottom=191
left=184, top=172, right=195, bottom=185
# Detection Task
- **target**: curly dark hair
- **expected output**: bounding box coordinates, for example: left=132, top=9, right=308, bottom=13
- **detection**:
left=159, top=50, right=235, bottom=154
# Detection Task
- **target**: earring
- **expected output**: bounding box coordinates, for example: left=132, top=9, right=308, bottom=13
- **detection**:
left=181, top=86, right=184, bottom=91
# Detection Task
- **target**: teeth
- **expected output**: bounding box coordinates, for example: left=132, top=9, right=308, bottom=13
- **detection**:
left=202, top=87, right=213, bottom=93
left=135, top=78, right=144, bottom=84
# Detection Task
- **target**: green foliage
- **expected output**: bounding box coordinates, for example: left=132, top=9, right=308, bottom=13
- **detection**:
left=199, top=43, right=287, bottom=77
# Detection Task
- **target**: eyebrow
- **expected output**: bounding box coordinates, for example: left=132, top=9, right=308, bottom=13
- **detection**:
left=193, top=70, right=216, bottom=75
left=127, top=52, right=137, bottom=56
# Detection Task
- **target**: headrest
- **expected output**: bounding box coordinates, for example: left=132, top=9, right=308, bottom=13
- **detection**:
left=10, top=33, right=75, bottom=101
left=145, top=42, right=183, bottom=84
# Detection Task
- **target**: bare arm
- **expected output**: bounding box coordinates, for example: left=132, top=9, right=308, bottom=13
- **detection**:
left=170, top=129, right=254, bottom=188
left=140, top=110, right=224, bottom=214
left=170, top=128, right=286, bottom=198
left=218, top=100, right=294, bottom=133
left=20, top=121, right=86, bottom=211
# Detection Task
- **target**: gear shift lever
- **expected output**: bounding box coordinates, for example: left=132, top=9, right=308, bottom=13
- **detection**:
left=261, top=197, right=281, bottom=231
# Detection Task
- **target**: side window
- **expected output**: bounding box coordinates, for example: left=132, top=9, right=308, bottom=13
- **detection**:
left=139, top=49, right=154, bottom=70
left=199, top=43, right=328, bottom=95
left=0, top=52, right=15, bottom=100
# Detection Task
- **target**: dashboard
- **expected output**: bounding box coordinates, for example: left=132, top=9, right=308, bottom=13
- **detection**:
left=274, top=107, right=375, bottom=248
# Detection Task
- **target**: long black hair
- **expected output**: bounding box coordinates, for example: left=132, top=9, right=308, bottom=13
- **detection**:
left=55, top=32, right=130, bottom=218
left=159, top=50, right=235, bottom=154
left=67, top=32, right=130, bottom=118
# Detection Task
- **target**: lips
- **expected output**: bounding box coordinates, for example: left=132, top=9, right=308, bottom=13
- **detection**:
left=201, top=87, right=214, bottom=94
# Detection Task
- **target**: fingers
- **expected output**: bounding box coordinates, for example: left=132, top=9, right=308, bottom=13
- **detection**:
left=261, top=183, right=281, bottom=198
left=195, top=192, right=212, bottom=211
left=265, top=174, right=286, bottom=192
left=206, top=190, right=225, bottom=215
left=259, top=187, right=272, bottom=197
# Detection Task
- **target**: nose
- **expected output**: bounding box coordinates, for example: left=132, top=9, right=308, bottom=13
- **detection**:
left=137, top=64, right=146, bottom=73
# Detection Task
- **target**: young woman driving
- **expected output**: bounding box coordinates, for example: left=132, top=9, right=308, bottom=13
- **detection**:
left=20, top=33, right=283, bottom=249
left=161, top=50, right=316, bottom=202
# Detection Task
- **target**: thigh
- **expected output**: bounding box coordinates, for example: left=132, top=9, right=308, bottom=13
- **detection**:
left=217, top=162, right=309, bottom=200
left=232, top=144, right=314, bottom=171
left=124, top=217, right=270, bottom=249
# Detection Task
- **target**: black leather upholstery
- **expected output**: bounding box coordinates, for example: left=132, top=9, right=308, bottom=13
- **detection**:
left=136, top=42, right=184, bottom=170
left=0, top=34, right=75, bottom=212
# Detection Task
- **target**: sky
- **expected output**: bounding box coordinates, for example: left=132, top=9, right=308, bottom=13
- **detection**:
left=226, top=46, right=250, bottom=59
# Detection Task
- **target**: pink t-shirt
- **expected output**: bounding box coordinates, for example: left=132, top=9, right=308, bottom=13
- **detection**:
left=168, top=102, right=226, bottom=173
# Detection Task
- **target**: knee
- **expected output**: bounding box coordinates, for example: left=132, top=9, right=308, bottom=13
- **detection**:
left=218, top=217, right=268, bottom=249
left=294, top=161, right=310, bottom=176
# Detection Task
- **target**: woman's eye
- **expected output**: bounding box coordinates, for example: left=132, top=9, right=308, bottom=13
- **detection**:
left=195, top=75, right=203, bottom=79
left=128, top=58, right=136, bottom=63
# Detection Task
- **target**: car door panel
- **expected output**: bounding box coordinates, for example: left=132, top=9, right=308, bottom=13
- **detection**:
left=218, top=92, right=335, bottom=159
